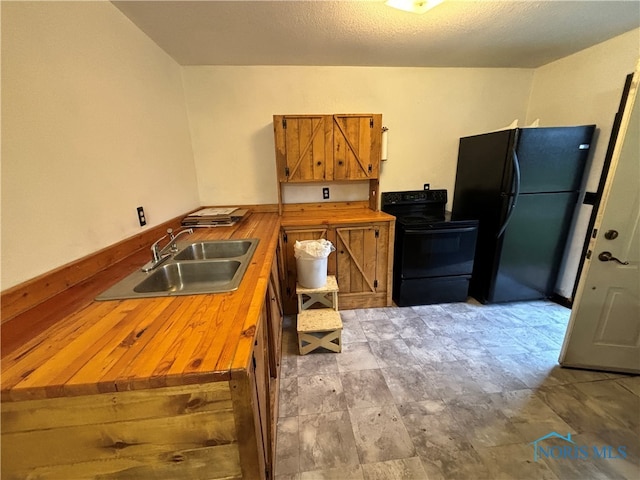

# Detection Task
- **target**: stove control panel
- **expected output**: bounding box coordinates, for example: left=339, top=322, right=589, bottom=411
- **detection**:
left=381, top=189, right=447, bottom=206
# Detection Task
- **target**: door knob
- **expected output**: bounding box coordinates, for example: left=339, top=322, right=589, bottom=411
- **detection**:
left=598, top=251, right=629, bottom=265
left=604, top=230, right=619, bottom=240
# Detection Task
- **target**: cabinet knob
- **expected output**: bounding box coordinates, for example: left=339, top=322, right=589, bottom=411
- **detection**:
left=338, top=161, right=344, bottom=166
left=317, top=161, right=322, bottom=166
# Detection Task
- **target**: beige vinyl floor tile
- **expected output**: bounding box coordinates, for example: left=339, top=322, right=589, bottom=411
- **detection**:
left=275, top=300, right=640, bottom=480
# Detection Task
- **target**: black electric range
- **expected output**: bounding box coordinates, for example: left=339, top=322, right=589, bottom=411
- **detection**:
left=381, top=189, right=479, bottom=306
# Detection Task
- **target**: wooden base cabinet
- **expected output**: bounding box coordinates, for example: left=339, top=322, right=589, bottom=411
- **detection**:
left=280, top=221, right=394, bottom=314
left=335, top=224, right=391, bottom=310
left=1, top=261, right=284, bottom=480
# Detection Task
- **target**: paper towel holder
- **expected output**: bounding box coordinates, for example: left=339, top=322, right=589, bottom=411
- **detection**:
left=381, top=126, right=389, bottom=162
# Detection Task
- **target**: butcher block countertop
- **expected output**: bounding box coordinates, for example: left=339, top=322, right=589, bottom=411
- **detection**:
left=1, top=212, right=280, bottom=403
left=280, top=207, right=395, bottom=227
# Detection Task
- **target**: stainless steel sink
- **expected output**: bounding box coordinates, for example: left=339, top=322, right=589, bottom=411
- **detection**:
left=174, top=240, right=253, bottom=260
left=134, top=260, right=241, bottom=294
left=95, top=238, right=259, bottom=300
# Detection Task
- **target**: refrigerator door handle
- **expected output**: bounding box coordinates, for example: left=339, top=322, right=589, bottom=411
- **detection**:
left=497, top=149, right=522, bottom=238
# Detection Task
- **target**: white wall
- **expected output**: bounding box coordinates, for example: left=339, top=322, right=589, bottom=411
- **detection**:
left=182, top=66, right=533, bottom=207
left=2, top=1, right=636, bottom=298
left=1, top=1, right=199, bottom=289
left=527, top=28, right=640, bottom=298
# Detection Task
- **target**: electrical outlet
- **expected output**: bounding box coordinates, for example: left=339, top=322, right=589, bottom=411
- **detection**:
left=322, top=187, right=330, bottom=199
left=137, top=206, right=147, bottom=226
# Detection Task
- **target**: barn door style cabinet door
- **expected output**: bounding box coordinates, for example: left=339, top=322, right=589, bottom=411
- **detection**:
left=273, top=114, right=382, bottom=182
left=333, top=114, right=381, bottom=180
left=280, top=222, right=392, bottom=314
left=273, top=115, right=333, bottom=182
left=335, top=223, right=390, bottom=309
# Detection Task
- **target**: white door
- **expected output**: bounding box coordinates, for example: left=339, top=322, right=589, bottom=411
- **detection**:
left=559, top=63, right=640, bottom=374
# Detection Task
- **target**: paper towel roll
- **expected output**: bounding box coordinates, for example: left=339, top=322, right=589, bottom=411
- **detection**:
left=381, top=127, right=389, bottom=161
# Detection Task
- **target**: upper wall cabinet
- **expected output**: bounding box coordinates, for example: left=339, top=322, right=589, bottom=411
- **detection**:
left=273, top=115, right=332, bottom=182
left=274, top=114, right=382, bottom=183
left=333, top=114, right=382, bottom=180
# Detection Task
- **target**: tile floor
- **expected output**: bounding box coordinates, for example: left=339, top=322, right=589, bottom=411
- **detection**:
left=274, top=299, right=640, bottom=480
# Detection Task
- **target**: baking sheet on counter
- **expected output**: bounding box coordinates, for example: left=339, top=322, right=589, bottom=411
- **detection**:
left=181, top=208, right=250, bottom=227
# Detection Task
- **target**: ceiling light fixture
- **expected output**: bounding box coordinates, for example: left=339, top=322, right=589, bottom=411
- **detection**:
left=385, top=0, right=445, bottom=14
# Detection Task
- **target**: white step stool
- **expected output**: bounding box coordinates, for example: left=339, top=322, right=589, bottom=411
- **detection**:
left=297, top=309, right=343, bottom=355
left=296, top=275, right=339, bottom=311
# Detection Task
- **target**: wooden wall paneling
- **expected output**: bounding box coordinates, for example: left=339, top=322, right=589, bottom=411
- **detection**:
left=281, top=201, right=371, bottom=213
left=1, top=382, right=241, bottom=479
left=369, top=179, right=380, bottom=211
left=1, top=382, right=232, bottom=433
left=231, top=368, right=265, bottom=480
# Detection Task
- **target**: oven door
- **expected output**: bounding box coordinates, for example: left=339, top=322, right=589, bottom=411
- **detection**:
left=397, top=223, right=478, bottom=279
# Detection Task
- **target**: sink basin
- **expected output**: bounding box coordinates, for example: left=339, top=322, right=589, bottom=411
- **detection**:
left=134, top=260, right=241, bottom=294
left=95, top=238, right=259, bottom=301
left=174, top=240, right=254, bottom=260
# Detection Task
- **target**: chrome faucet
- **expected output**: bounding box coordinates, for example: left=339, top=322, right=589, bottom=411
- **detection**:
left=142, top=227, right=193, bottom=272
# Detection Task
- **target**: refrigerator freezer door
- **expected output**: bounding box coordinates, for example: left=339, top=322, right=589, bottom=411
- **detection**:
left=453, top=129, right=515, bottom=219
left=515, top=126, right=595, bottom=193
left=491, top=191, right=579, bottom=303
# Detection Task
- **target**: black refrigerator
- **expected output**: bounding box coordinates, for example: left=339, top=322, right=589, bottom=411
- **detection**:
left=451, top=125, right=595, bottom=304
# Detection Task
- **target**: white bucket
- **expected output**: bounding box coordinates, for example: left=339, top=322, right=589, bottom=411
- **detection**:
left=294, top=239, right=335, bottom=289
left=296, top=256, right=328, bottom=289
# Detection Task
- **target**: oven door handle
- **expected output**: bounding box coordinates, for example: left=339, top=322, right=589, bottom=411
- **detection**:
left=404, top=226, right=478, bottom=235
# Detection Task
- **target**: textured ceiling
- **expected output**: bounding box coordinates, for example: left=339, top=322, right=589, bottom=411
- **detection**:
left=112, top=0, right=640, bottom=68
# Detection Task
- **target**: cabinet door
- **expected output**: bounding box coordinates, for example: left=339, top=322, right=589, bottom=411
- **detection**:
left=252, top=307, right=272, bottom=478
left=335, top=224, right=389, bottom=301
left=333, top=114, right=382, bottom=180
left=267, top=253, right=283, bottom=378
left=266, top=259, right=282, bottom=462
left=274, top=115, right=333, bottom=182
left=280, top=227, right=335, bottom=314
